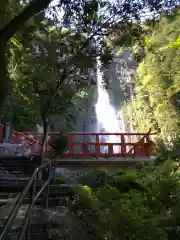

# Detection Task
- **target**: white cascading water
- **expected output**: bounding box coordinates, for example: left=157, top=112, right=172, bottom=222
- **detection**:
left=95, top=57, right=125, bottom=153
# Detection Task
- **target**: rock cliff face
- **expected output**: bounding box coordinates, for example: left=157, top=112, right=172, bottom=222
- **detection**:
left=75, top=50, right=137, bottom=135
left=60, top=50, right=138, bottom=156
left=33, top=50, right=137, bottom=140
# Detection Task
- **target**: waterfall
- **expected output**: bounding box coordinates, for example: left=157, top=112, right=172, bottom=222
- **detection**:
left=95, top=57, right=125, bottom=153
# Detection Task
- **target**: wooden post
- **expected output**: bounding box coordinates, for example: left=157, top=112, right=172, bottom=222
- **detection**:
left=96, top=134, right=100, bottom=155
left=108, top=143, right=113, bottom=155
left=121, top=134, right=126, bottom=155
left=69, top=134, right=74, bottom=155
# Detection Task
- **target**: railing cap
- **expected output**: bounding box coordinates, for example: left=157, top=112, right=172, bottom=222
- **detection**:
left=68, top=132, right=157, bottom=136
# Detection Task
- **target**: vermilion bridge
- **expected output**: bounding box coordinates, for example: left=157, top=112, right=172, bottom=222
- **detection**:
left=66, top=132, right=154, bottom=157
left=0, top=124, right=156, bottom=167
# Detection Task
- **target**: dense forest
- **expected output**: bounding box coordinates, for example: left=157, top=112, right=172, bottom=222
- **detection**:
left=1, top=0, right=179, bottom=135
left=125, top=9, right=180, bottom=146
left=0, top=0, right=96, bottom=131
left=1, top=1, right=180, bottom=239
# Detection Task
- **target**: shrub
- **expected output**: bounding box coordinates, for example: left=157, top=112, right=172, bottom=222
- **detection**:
left=55, top=176, right=66, bottom=184
left=71, top=160, right=180, bottom=240
left=51, top=135, right=68, bottom=155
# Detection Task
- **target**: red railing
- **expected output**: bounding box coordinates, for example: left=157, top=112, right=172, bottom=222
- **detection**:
left=0, top=124, right=53, bottom=153
left=0, top=123, right=155, bottom=158
left=65, top=132, right=155, bottom=157
left=11, top=130, right=53, bottom=152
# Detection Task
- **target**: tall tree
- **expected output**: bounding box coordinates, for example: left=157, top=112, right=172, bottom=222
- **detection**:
left=2, top=0, right=178, bottom=113
left=0, top=0, right=52, bottom=112
left=125, top=9, right=180, bottom=143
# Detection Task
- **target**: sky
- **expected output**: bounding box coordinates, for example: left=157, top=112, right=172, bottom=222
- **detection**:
left=47, top=0, right=64, bottom=21
left=47, top=0, right=157, bottom=26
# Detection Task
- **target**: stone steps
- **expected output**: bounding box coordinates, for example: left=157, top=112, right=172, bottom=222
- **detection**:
left=0, top=157, right=75, bottom=239
left=0, top=201, right=68, bottom=240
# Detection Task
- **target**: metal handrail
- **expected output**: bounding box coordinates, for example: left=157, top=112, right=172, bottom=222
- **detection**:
left=0, top=159, right=55, bottom=240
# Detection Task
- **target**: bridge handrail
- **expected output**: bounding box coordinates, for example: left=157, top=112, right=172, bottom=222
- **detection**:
left=127, top=129, right=153, bottom=155
left=12, top=130, right=53, bottom=151
left=0, top=159, right=55, bottom=240
left=68, top=132, right=157, bottom=136
left=67, top=131, right=156, bottom=157
left=0, top=124, right=53, bottom=152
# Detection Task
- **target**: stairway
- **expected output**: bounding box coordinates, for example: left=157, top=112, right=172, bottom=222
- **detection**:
left=0, top=156, right=43, bottom=239
left=0, top=156, right=32, bottom=209
left=0, top=155, right=37, bottom=208
left=0, top=192, right=71, bottom=239
left=0, top=157, right=74, bottom=240
left=0, top=201, right=68, bottom=240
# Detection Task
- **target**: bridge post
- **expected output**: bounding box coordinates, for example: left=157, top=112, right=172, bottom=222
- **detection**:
left=145, top=135, right=153, bottom=156
left=69, top=134, right=74, bottom=155
left=121, top=134, right=126, bottom=155
left=3, top=122, right=12, bottom=143
left=82, top=142, right=87, bottom=155
left=95, top=134, right=100, bottom=155
left=108, top=143, right=113, bottom=155
left=135, top=137, right=146, bottom=156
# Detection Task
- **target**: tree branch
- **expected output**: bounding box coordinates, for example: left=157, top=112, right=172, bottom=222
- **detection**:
left=40, top=6, right=125, bottom=116
left=0, top=0, right=52, bottom=44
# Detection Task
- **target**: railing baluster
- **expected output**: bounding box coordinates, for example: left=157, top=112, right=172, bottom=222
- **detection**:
left=121, top=134, right=126, bottom=155
left=96, top=134, right=100, bottom=155
left=108, top=143, right=113, bottom=155
left=68, top=134, right=74, bottom=155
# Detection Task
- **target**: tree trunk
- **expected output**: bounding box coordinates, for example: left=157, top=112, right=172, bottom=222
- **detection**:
left=0, top=42, right=9, bottom=113
left=41, top=115, right=49, bottom=165
left=0, top=0, right=52, bottom=43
